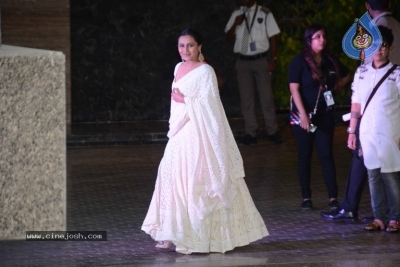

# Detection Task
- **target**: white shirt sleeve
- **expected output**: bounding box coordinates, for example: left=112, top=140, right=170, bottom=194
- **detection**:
left=351, top=66, right=362, bottom=105
left=266, top=12, right=280, bottom=37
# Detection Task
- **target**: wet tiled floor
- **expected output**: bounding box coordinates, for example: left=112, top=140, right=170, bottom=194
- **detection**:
left=1, top=120, right=400, bottom=267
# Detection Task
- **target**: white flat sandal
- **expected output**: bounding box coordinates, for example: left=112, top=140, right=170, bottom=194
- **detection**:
left=155, top=241, right=172, bottom=249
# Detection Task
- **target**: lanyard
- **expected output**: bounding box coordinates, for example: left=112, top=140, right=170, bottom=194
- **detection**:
left=244, top=4, right=258, bottom=35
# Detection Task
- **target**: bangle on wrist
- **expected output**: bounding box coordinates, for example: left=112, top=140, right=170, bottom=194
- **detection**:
left=347, top=127, right=356, bottom=134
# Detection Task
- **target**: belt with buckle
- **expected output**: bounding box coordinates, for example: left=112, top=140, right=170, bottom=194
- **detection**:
left=238, top=51, right=268, bottom=61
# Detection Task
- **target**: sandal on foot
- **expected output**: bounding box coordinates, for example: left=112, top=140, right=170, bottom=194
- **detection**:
left=155, top=241, right=172, bottom=249
left=386, top=221, right=400, bottom=233
left=364, top=220, right=384, bottom=231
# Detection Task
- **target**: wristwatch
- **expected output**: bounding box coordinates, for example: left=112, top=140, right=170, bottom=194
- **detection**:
left=347, top=127, right=356, bottom=134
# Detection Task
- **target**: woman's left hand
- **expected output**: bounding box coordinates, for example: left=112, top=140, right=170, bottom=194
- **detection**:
left=172, top=88, right=185, bottom=103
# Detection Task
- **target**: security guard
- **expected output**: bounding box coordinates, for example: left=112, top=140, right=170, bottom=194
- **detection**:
left=225, top=0, right=282, bottom=145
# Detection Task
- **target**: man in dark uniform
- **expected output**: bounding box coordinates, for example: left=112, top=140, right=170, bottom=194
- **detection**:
left=225, top=0, right=282, bottom=145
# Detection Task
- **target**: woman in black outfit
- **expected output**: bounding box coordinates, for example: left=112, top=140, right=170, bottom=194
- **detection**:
left=288, top=24, right=351, bottom=210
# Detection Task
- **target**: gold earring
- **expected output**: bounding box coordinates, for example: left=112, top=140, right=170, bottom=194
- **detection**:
left=198, top=51, right=204, bottom=62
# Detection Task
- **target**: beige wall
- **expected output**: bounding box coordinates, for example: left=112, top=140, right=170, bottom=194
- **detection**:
left=1, top=0, right=71, bottom=130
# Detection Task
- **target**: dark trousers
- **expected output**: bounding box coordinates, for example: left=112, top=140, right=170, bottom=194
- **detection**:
left=339, top=150, right=368, bottom=214
left=235, top=57, right=278, bottom=136
left=340, top=119, right=368, bottom=214
left=292, top=111, right=338, bottom=200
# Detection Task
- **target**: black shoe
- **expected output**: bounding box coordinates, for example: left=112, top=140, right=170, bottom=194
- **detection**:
left=362, top=216, right=375, bottom=223
left=301, top=199, right=313, bottom=210
left=328, top=200, right=340, bottom=211
left=320, top=209, right=358, bottom=222
left=267, top=133, right=283, bottom=144
left=242, top=134, right=257, bottom=145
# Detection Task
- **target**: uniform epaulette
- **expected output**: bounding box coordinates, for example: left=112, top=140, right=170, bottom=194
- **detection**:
left=260, top=6, right=270, bottom=15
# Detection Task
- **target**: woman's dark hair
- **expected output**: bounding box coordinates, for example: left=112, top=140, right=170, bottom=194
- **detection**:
left=302, top=24, right=340, bottom=87
left=178, top=28, right=203, bottom=46
left=178, top=28, right=224, bottom=89
left=378, top=25, right=394, bottom=47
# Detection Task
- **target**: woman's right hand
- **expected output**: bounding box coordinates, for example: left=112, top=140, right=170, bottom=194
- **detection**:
left=289, top=83, right=312, bottom=132
left=347, top=133, right=357, bottom=150
left=299, top=114, right=311, bottom=132
left=171, top=88, right=185, bottom=103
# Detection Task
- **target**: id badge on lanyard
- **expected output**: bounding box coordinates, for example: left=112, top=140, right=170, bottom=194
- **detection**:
left=250, top=42, right=256, bottom=51
left=324, top=86, right=335, bottom=106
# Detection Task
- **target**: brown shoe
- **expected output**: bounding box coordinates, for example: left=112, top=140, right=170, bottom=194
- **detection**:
left=364, top=219, right=384, bottom=231
left=386, top=221, right=400, bottom=233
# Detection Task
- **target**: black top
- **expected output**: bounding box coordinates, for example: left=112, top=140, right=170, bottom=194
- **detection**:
left=288, top=53, right=349, bottom=113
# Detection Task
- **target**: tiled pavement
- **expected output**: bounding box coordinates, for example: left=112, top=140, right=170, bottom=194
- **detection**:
left=1, top=119, right=400, bottom=267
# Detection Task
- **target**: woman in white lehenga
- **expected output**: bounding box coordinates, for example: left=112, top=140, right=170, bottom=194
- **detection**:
left=141, top=28, right=268, bottom=254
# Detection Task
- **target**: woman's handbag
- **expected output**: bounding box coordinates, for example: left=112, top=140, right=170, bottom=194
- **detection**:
left=290, top=111, right=317, bottom=132
left=290, top=111, right=313, bottom=125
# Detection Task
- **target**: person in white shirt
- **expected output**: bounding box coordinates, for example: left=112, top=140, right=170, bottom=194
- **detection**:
left=225, top=0, right=282, bottom=145
left=348, top=26, right=400, bottom=232
left=321, top=0, right=400, bottom=224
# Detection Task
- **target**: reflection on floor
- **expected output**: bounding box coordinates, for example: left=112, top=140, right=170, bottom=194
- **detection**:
left=2, top=121, right=400, bottom=267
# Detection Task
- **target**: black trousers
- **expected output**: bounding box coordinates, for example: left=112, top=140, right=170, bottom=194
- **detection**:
left=339, top=150, right=368, bottom=214
left=340, top=120, right=368, bottom=215
left=292, top=111, right=338, bottom=200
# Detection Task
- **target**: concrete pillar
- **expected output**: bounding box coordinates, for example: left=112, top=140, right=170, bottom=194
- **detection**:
left=0, top=45, right=66, bottom=239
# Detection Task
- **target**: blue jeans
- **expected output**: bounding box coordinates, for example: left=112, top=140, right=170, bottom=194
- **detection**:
left=368, top=168, right=400, bottom=225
